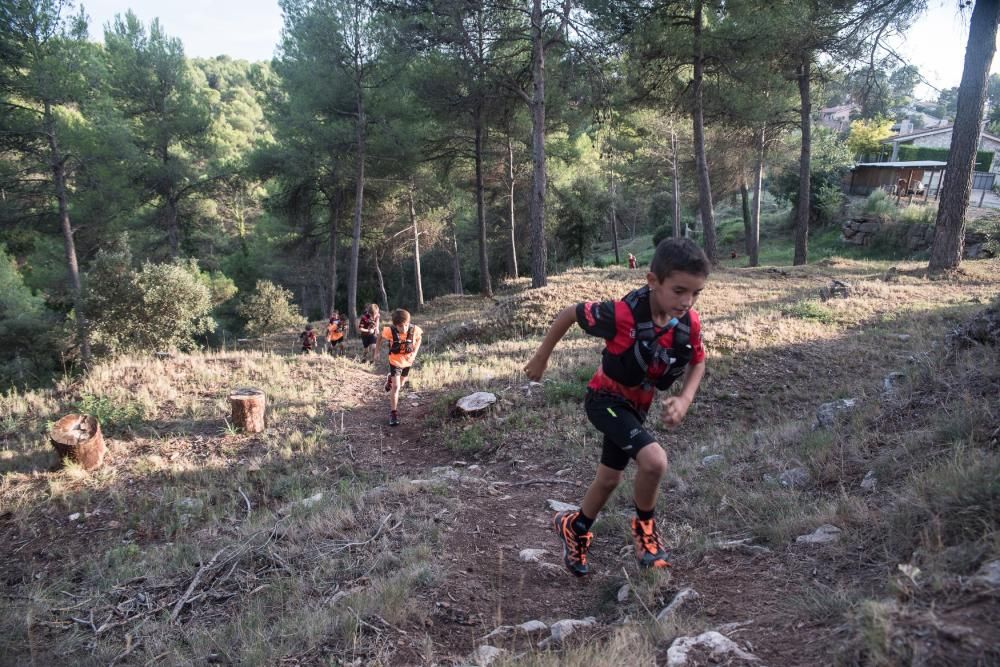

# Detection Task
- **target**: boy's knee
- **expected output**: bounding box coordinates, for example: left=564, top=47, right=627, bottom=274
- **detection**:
left=637, top=444, right=668, bottom=477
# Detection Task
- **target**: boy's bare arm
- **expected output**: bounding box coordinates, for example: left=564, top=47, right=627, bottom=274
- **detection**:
left=524, top=305, right=577, bottom=381
left=662, top=360, right=706, bottom=427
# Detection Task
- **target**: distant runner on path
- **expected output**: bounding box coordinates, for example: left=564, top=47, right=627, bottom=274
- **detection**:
left=628, top=252, right=637, bottom=269
left=358, top=304, right=381, bottom=364
left=524, top=238, right=710, bottom=576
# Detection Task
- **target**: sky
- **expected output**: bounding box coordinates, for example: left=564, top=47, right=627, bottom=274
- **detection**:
left=79, top=0, right=998, bottom=94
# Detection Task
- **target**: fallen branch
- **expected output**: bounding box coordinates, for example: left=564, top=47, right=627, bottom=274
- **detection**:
left=170, top=546, right=228, bottom=623
left=497, top=478, right=577, bottom=488
left=237, top=487, right=252, bottom=518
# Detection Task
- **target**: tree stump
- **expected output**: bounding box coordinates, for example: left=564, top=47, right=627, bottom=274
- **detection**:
left=50, top=414, right=106, bottom=470
left=229, top=388, right=266, bottom=433
left=454, top=392, right=497, bottom=417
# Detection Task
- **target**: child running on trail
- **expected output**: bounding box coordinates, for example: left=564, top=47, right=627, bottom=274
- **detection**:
left=326, top=311, right=346, bottom=355
left=375, top=309, right=422, bottom=427
left=358, top=304, right=381, bottom=364
left=299, top=324, right=318, bottom=354
left=524, top=238, right=709, bottom=576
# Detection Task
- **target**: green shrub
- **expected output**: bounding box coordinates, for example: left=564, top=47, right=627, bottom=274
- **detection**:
left=897, top=145, right=994, bottom=172
left=863, top=190, right=897, bottom=217
left=238, top=280, right=305, bottom=337
left=73, top=393, right=146, bottom=428
left=85, top=246, right=217, bottom=354
left=897, top=204, right=936, bottom=225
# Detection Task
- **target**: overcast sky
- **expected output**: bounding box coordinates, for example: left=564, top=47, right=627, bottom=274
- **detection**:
left=80, top=0, right=998, bottom=97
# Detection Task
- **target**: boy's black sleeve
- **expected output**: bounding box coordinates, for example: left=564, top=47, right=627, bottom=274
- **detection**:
left=575, top=300, right=617, bottom=339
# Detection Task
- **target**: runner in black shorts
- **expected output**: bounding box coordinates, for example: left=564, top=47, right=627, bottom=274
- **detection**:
left=523, top=238, right=710, bottom=576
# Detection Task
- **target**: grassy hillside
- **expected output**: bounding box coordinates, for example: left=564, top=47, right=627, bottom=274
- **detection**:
left=2, top=258, right=998, bottom=665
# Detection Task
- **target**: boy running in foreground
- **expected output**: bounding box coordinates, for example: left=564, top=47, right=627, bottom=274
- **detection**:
left=375, top=309, right=422, bottom=427
left=524, top=238, right=709, bottom=576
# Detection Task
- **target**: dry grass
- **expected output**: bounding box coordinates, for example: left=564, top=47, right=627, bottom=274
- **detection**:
left=2, top=256, right=998, bottom=665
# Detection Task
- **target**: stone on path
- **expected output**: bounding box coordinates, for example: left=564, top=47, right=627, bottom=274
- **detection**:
left=617, top=584, right=630, bottom=602
left=882, top=372, right=907, bottom=395
left=796, top=524, right=842, bottom=545
left=814, top=398, right=858, bottom=429
left=547, top=499, right=579, bottom=513
left=972, top=560, right=1000, bottom=587
left=667, top=631, right=759, bottom=666
left=537, top=617, right=597, bottom=647
left=701, top=454, right=724, bottom=468
left=780, top=467, right=811, bottom=488
left=861, top=470, right=877, bottom=491
left=656, top=588, right=701, bottom=622
left=518, top=548, right=546, bottom=563
left=456, top=392, right=498, bottom=415
left=467, top=645, right=505, bottom=667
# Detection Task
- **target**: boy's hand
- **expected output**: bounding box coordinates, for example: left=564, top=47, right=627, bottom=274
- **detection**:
left=661, top=395, right=692, bottom=428
left=523, top=354, right=547, bottom=381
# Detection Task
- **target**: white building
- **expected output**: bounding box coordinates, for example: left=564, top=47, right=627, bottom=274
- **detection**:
left=880, top=124, right=1000, bottom=174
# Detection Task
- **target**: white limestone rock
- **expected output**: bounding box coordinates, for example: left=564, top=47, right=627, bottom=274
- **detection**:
left=796, top=524, right=842, bottom=545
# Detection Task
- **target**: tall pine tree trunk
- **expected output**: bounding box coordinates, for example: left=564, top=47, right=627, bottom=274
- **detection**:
left=794, top=54, right=812, bottom=266
left=373, top=250, right=389, bottom=312
left=327, top=190, right=340, bottom=316
left=408, top=181, right=424, bottom=309
left=671, top=119, right=681, bottom=239
left=692, top=0, right=716, bottom=263
left=929, top=0, right=1000, bottom=271
left=507, top=135, right=518, bottom=278
left=610, top=166, right=620, bottom=264
left=45, top=103, right=90, bottom=366
left=451, top=221, right=464, bottom=295
left=474, top=107, right=492, bottom=296
left=740, top=176, right=751, bottom=256
left=750, top=126, right=765, bottom=267
left=348, top=87, right=365, bottom=334
left=529, top=0, right=548, bottom=288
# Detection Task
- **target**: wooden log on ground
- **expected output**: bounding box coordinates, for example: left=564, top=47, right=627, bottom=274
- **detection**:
left=229, top=388, right=266, bottom=433
left=50, top=414, right=106, bottom=470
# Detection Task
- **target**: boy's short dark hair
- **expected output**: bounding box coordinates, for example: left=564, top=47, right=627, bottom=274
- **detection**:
left=649, top=238, right=711, bottom=281
left=392, top=308, right=410, bottom=327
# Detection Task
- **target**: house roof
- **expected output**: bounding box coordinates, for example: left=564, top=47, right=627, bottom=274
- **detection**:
left=854, top=161, right=947, bottom=169
left=881, top=124, right=1000, bottom=145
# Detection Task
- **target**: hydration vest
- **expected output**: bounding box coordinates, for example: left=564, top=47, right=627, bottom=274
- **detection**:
left=390, top=325, right=415, bottom=355
left=600, top=287, right=693, bottom=391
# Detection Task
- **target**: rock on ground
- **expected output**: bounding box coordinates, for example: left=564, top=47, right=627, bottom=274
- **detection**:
left=780, top=467, right=811, bottom=488
left=861, top=470, right=877, bottom=491
left=701, top=454, right=725, bottom=468
left=537, top=617, right=598, bottom=647
left=667, top=631, right=759, bottom=666
left=972, top=560, right=1000, bottom=587
left=796, top=524, right=842, bottom=545
left=547, top=499, right=579, bottom=512
left=656, top=588, right=701, bottom=622
left=518, top=548, right=546, bottom=563
left=466, top=645, right=505, bottom=667
left=456, top=392, right=498, bottom=414
left=814, top=398, right=858, bottom=429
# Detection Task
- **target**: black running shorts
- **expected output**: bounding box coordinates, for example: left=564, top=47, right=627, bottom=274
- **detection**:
left=584, top=390, right=657, bottom=471
left=388, top=365, right=411, bottom=377
left=361, top=334, right=377, bottom=347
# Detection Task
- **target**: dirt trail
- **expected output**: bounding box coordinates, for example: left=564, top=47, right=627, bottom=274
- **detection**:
left=337, top=365, right=831, bottom=666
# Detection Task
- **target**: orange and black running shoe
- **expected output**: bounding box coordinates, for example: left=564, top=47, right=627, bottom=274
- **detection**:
left=632, top=517, right=671, bottom=569
left=553, top=511, right=592, bottom=577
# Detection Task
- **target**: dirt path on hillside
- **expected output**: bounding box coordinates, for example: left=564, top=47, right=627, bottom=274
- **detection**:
left=335, top=367, right=837, bottom=666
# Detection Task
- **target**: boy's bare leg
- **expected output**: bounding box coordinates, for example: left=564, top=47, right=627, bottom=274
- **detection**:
left=390, top=375, right=401, bottom=411
left=580, top=464, right=624, bottom=520
left=633, top=443, right=668, bottom=512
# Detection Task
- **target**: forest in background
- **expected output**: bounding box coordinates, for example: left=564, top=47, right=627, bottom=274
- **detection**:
left=2, top=0, right=998, bottom=388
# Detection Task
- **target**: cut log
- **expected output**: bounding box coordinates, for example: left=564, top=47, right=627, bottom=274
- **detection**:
left=229, top=388, right=266, bottom=433
left=50, top=414, right=106, bottom=470
left=455, top=392, right=497, bottom=416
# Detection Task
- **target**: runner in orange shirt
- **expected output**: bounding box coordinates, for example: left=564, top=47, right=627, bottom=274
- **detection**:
left=375, top=309, right=422, bottom=427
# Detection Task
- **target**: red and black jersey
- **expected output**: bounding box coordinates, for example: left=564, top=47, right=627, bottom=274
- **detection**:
left=576, top=286, right=705, bottom=416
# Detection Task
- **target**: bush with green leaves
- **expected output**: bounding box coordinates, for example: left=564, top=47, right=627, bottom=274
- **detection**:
left=862, top=190, right=897, bottom=218
left=85, top=246, right=221, bottom=354
left=237, top=280, right=305, bottom=337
